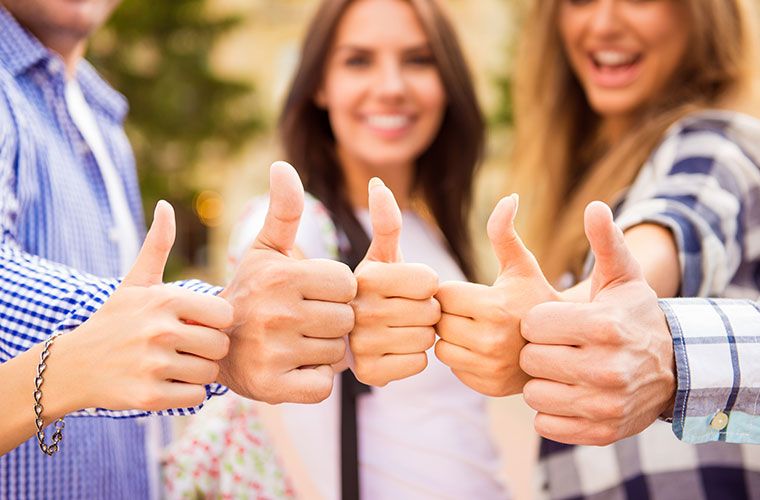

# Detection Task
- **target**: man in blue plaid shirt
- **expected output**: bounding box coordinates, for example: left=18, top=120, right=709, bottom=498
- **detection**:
left=0, top=1, right=355, bottom=498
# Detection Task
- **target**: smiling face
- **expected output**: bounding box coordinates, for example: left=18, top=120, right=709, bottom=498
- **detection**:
left=559, top=0, right=690, bottom=128
left=316, top=0, right=447, bottom=175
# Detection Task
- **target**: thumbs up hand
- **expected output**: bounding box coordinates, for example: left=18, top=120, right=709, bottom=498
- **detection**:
left=349, top=178, right=440, bottom=387
left=519, top=202, right=676, bottom=445
left=218, top=162, right=357, bottom=404
left=71, top=200, right=234, bottom=412
left=435, top=194, right=559, bottom=396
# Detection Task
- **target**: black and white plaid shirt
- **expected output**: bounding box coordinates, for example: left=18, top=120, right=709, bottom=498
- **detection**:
left=539, top=111, right=760, bottom=500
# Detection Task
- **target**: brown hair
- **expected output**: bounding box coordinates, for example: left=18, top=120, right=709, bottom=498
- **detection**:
left=511, top=0, right=760, bottom=281
left=279, top=0, right=484, bottom=279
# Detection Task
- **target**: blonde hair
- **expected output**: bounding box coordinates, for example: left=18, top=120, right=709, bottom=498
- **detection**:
left=512, top=0, right=760, bottom=282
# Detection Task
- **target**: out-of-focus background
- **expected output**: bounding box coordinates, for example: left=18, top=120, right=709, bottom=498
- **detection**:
left=89, top=0, right=537, bottom=498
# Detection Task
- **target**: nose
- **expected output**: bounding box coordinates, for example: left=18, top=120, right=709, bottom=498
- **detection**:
left=588, top=0, right=624, bottom=37
left=375, top=57, right=406, bottom=100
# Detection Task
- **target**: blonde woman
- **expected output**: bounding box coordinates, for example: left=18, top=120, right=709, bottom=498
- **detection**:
left=434, top=0, right=760, bottom=499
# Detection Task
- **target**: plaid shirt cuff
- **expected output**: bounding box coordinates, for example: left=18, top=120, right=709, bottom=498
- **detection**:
left=660, top=298, right=760, bottom=444
left=69, top=279, right=228, bottom=418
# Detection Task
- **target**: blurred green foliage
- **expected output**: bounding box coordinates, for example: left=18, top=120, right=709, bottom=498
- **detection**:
left=88, top=0, right=263, bottom=273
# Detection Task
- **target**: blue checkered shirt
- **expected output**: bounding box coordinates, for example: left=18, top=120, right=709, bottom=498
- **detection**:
left=539, top=111, right=760, bottom=500
left=0, top=7, right=223, bottom=499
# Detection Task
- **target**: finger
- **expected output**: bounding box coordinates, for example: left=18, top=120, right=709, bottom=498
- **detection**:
left=253, top=161, right=305, bottom=255
left=522, top=378, right=584, bottom=418
left=174, top=324, right=230, bottom=361
left=351, top=326, right=436, bottom=356
left=584, top=201, right=645, bottom=298
left=519, top=343, right=582, bottom=384
left=277, top=365, right=335, bottom=404
left=353, top=297, right=441, bottom=328
left=435, top=281, right=493, bottom=319
left=434, top=339, right=483, bottom=373
left=487, top=194, right=543, bottom=280
left=365, top=353, right=428, bottom=385
left=163, top=288, right=235, bottom=329
left=435, top=312, right=478, bottom=347
left=533, top=413, right=619, bottom=446
left=122, top=201, right=175, bottom=287
left=521, top=301, right=598, bottom=345
left=140, top=382, right=207, bottom=411
left=356, top=262, right=438, bottom=299
left=363, top=177, right=403, bottom=263
left=296, top=259, right=357, bottom=302
left=164, top=354, right=221, bottom=385
left=299, top=301, right=355, bottom=339
left=293, top=337, right=347, bottom=367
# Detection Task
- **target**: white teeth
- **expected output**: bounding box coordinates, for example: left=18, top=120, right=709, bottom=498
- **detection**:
left=592, top=51, right=637, bottom=67
left=366, top=115, right=410, bottom=130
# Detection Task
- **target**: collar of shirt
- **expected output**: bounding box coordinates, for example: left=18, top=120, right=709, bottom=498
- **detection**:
left=0, top=5, right=128, bottom=123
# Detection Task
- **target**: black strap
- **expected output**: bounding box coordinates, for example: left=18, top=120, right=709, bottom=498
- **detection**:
left=340, top=370, right=370, bottom=500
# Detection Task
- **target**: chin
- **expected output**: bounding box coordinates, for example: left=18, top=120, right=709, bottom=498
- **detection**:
left=587, top=93, right=640, bottom=119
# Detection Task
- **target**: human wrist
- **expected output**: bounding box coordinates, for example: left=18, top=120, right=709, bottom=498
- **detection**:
left=41, top=331, right=96, bottom=417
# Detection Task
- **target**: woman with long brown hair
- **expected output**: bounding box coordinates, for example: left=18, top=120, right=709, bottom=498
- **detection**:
left=228, top=0, right=507, bottom=498
left=434, top=0, right=760, bottom=498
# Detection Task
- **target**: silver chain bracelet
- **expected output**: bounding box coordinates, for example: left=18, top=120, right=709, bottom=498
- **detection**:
left=34, top=332, right=65, bottom=456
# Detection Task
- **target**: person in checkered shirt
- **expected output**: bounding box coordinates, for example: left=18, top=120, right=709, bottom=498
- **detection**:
left=434, top=0, right=760, bottom=499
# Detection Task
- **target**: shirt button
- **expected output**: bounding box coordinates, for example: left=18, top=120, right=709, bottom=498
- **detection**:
left=710, top=411, right=729, bottom=430
left=108, top=228, right=120, bottom=242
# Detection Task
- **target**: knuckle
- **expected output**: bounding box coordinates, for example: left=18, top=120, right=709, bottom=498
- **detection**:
left=351, top=299, right=383, bottom=326
left=135, top=387, right=164, bottom=411
left=335, top=304, right=356, bottom=336
left=597, top=397, right=628, bottom=421
left=595, top=425, right=620, bottom=446
left=487, top=300, right=515, bottom=325
left=435, top=282, right=461, bottom=310
left=257, top=262, right=293, bottom=291
left=255, top=306, right=296, bottom=331
left=598, top=362, right=631, bottom=388
left=349, top=331, right=375, bottom=356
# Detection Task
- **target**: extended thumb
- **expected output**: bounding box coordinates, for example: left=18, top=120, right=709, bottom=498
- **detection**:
left=488, top=194, right=541, bottom=279
left=122, top=200, right=175, bottom=287
left=254, top=161, right=305, bottom=255
left=585, top=201, right=644, bottom=298
left=364, top=177, right=402, bottom=263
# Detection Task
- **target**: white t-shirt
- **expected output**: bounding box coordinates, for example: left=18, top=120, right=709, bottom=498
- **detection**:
left=229, top=195, right=508, bottom=500
left=65, top=80, right=140, bottom=275
left=65, top=79, right=159, bottom=498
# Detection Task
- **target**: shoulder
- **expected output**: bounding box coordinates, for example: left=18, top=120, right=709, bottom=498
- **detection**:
left=659, top=111, right=760, bottom=167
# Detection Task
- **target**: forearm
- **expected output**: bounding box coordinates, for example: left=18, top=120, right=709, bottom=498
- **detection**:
left=564, top=223, right=680, bottom=300
left=1, top=333, right=89, bottom=455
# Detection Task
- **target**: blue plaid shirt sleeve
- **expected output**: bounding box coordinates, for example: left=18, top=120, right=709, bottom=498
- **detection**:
left=660, top=297, right=760, bottom=444
left=0, top=93, right=226, bottom=418
left=614, top=118, right=756, bottom=298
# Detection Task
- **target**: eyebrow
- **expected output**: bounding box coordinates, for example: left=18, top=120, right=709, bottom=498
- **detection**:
left=333, top=43, right=432, bottom=54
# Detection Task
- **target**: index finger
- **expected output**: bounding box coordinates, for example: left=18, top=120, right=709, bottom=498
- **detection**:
left=296, top=258, right=357, bottom=302
left=521, top=301, right=597, bottom=345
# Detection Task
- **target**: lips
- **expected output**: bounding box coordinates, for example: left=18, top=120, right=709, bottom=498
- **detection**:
left=365, top=114, right=412, bottom=131
left=587, top=50, right=643, bottom=88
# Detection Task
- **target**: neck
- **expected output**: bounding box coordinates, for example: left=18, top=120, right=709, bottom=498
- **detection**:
left=600, top=115, right=632, bottom=144
left=36, top=33, right=86, bottom=80
left=338, top=149, right=414, bottom=210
